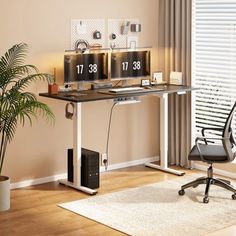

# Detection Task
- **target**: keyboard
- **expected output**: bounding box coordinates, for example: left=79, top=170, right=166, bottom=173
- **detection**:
left=109, top=87, right=144, bottom=93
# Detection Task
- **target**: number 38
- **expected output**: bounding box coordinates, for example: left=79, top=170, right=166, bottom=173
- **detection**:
left=133, top=61, right=141, bottom=70
left=89, top=64, right=98, bottom=73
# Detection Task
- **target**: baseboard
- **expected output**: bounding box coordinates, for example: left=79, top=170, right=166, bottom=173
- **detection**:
left=10, top=156, right=159, bottom=190
left=193, top=163, right=236, bottom=180
left=100, top=156, right=158, bottom=172
left=10, top=173, right=67, bottom=190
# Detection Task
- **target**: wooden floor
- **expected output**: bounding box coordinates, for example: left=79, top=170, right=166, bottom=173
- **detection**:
left=0, top=165, right=235, bottom=236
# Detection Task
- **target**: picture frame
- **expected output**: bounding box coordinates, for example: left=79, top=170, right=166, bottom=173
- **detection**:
left=152, top=71, right=163, bottom=83
left=170, top=71, right=183, bottom=85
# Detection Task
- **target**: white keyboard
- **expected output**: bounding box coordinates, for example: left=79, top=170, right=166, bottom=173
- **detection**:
left=109, top=87, right=144, bottom=93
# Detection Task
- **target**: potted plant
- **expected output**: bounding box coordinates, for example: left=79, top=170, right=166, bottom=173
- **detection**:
left=0, top=43, right=55, bottom=211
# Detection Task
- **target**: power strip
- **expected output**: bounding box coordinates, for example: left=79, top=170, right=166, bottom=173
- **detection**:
left=114, top=97, right=140, bottom=105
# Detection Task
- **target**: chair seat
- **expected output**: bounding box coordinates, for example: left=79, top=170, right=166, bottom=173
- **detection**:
left=189, top=144, right=228, bottom=163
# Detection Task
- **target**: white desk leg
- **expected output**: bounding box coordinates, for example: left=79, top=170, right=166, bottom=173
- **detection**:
left=59, top=103, right=97, bottom=195
left=145, top=93, right=185, bottom=176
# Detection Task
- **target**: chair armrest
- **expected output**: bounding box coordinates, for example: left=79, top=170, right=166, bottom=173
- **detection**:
left=201, top=127, right=224, bottom=134
left=196, top=136, right=228, bottom=143
left=201, top=127, right=224, bottom=144
left=201, top=127, right=235, bottom=147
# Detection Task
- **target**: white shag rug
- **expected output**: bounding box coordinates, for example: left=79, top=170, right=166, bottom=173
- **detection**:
left=59, top=175, right=236, bottom=236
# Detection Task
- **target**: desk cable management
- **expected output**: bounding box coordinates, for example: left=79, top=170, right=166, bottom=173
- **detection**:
left=105, top=97, right=140, bottom=170
left=105, top=102, right=118, bottom=170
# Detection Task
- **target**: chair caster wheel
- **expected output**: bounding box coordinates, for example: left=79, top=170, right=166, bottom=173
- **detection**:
left=232, top=194, right=236, bottom=200
left=178, top=189, right=185, bottom=196
left=203, top=197, right=209, bottom=203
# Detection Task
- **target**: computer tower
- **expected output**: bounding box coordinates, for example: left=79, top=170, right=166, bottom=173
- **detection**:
left=81, top=148, right=100, bottom=189
left=67, top=148, right=100, bottom=189
left=67, top=148, right=74, bottom=182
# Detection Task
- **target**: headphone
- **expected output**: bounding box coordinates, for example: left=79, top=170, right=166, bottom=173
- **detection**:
left=75, top=39, right=89, bottom=53
left=65, top=102, right=75, bottom=119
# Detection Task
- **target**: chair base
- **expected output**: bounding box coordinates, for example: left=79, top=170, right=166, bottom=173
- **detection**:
left=179, top=165, right=236, bottom=203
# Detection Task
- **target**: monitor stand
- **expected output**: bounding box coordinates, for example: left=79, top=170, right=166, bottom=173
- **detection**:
left=112, top=80, right=131, bottom=88
left=75, top=82, right=86, bottom=91
left=121, top=80, right=129, bottom=87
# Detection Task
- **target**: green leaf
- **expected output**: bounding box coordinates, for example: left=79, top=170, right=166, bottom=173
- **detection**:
left=0, top=43, right=55, bottom=174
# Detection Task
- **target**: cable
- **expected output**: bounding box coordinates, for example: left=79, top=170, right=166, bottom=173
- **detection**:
left=105, top=99, right=140, bottom=170
left=105, top=102, right=118, bottom=170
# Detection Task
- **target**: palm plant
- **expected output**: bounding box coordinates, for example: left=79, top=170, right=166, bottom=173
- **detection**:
left=0, top=43, right=55, bottom=175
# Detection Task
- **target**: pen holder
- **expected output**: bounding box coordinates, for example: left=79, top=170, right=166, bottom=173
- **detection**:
left=48, top=83, right=59, bottom=95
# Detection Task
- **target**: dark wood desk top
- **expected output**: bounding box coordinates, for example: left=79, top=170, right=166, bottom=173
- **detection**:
left=39, top=84, right=195, bottom=103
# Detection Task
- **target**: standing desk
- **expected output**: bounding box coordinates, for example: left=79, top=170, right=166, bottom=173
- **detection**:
left=40, top=84, right=194, bottom=195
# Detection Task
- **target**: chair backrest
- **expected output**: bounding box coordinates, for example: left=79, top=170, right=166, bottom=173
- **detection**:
left=222, top=102, right=236, bottom=162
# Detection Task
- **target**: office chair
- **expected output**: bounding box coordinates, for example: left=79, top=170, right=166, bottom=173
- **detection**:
left=178, top=102, right=236, bottom=203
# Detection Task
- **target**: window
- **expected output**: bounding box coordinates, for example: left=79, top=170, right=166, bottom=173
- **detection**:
left=192, top=0, right=236, bottom=140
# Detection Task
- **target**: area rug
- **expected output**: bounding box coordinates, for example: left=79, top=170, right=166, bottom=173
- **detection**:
left=58, top=174, right=236, bottom=236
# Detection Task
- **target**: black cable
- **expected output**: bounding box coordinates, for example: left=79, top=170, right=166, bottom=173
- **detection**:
left=105, top=102, right=118, bottom=170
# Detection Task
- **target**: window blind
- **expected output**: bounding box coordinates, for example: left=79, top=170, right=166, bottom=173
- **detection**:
left=192, top=0, right=236, bottom=139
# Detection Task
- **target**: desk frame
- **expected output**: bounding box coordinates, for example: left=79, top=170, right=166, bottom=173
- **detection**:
left=145, top=93, right=184, bottom=176
left=60, top=92, right=184, bottom=195
left=59, top=103, right=97, bottom=195
left=40, top=85, right=193, bottom=195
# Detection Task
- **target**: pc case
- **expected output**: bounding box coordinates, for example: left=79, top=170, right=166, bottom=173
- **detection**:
left=67, top=148, right=74, bottom=182
left=67, top=148, right=100, bottom=189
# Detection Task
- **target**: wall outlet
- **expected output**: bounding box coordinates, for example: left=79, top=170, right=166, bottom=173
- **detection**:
left=101, top=153, right=108, bottom=166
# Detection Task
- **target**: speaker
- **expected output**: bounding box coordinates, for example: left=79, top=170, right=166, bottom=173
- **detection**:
left=67, top=148, right=100, bottom=189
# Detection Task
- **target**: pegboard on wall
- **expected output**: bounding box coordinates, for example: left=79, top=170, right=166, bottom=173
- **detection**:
left=71, top=18, right=141, bottom=50
left=71, top=19, right=105, bottom=50
left=108, top=19, right=140, bottom=49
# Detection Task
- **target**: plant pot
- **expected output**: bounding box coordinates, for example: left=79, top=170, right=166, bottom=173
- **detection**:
left=0, top=176, right=10, bottom=211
